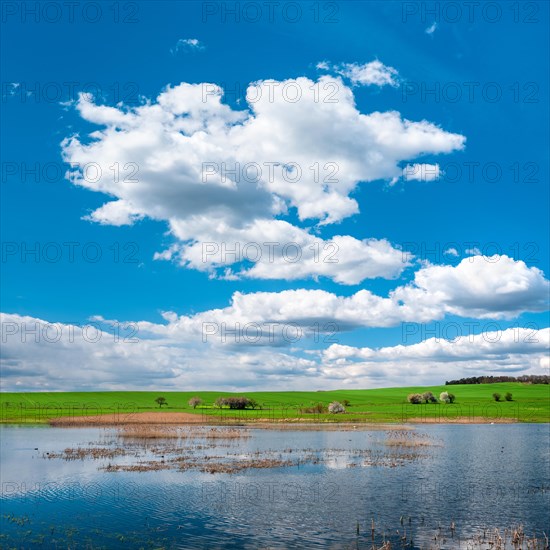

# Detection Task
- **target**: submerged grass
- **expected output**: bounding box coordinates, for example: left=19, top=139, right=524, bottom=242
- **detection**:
left=42, top=428, right=432, bottom=473
left=383, top=429, right=442, bottom=448
left=350, top=521, right=548, bottom=549
left=2, top=513, right=547, bottom=549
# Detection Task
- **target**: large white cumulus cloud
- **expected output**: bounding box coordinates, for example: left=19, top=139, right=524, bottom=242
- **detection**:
left=394, top=255, right=550, bottom=319
left=165, top=256, right=548, bottom=331
left=61, top=73, right=465, bottom=283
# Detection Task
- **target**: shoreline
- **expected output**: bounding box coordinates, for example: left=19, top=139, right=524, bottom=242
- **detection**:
left=12, top=411, right=525, bottom=427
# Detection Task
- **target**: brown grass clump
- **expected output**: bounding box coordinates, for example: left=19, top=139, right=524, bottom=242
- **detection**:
left=197, top=458, right=294, bottom=474
left=178, top=427, right=250, bottom=439
left=352, top=522, right=547, bottom=550
left=199, top=428, right=249, bottom=439
left=101, top=453, right=296, bottom=474
left=383, top=429, right=440, bottom=448
left=117, top=425, right=181, bottom=439
left=414, top=524, right=548, bottom=550
left=115, top=425, right=250, bottom=440
left=463, top=525, right=548, bottom=550
left=103, top=461, right=171, bottom=472
left=49, top=412, right=209, bottom=426
left=44, top=447, right=128, bottom=460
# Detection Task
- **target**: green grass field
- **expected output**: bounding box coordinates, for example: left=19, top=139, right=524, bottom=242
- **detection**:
left=1, top=383, right=548, bottom=423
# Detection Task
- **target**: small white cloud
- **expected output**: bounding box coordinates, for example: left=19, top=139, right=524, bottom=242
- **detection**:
left=402, top=163, right=441, bottom=182
left=318, top=60, right=399, bottom=87
left=171, top=38, right=205, bottom=55
left=89, top=315, right=106, bottom=322
left=153, top=244, right=180, bottom=262
left=444, top=247, right=459, bottom=257
left=425, top=22, right=438, bottom=35
left=161, top=311, right=178, bottom=323
left=83, top=200, right=143, bottom=226
left=465, top=247, right=482, bottom=256
left=3, top=83, right=20, bottom=100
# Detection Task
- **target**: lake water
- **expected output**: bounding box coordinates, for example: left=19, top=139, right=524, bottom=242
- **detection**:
left=1, top=424, right=548, bottom=549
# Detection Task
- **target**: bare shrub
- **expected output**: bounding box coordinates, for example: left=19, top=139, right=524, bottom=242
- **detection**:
left=407, top=393, right=423, bottom=404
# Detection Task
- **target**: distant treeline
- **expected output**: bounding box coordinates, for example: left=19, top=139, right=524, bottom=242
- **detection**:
left=445, top=375, right=549, bottom=385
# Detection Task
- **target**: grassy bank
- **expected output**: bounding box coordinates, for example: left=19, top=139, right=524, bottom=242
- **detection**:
left=1, top=383, right=548, bottom=424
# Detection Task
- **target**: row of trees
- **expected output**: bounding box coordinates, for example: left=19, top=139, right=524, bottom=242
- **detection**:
left=158, top=391, right=514, bottom=410
left=407, top=391, right=456, bottom=404
left=407, top=391, right=516, bottom=404
left=445, top=375, right=549, bottom=385
left=154, top=396, right=258, bottom=410
left=154, top=396, right=348, bottom=414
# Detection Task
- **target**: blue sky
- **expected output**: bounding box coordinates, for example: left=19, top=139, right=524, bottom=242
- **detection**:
left=1, top=1, right=549, bottom=391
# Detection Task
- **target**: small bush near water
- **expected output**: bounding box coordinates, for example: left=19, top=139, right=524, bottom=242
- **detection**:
left=439, top=391, right=456, bottom=404
left=407, top=393, right=423, bottom=404
left=407, top=392, right=438, bottom=404
left=408, top=391, right=460, bottom=405
left=300, top=402, right=328, bottom=414
left=328, top=401, right=346, bottom=414
left=422, top=391, right=438, bottom=403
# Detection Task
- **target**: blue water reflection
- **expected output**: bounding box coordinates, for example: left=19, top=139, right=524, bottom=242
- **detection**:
left=1, top=424, right=548, bottom=548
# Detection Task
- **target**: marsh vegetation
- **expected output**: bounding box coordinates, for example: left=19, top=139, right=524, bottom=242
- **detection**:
left=42, top=426, right=436, bottom=474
